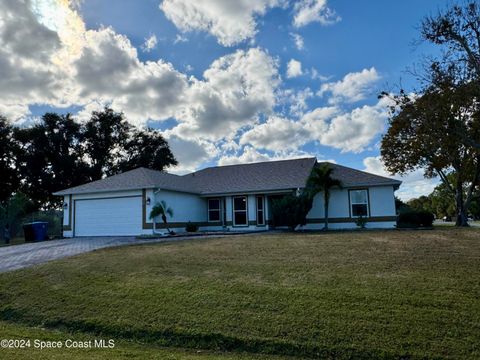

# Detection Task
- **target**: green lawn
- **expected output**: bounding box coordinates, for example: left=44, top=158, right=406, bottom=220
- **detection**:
left=0, top=229, right=479, bottom=359
left=0, top=321, right=288, bottom=359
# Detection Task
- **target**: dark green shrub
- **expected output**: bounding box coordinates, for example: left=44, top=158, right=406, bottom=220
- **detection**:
left=355, top=216, right=367, bottom=229
left=185, top=222, right=198, bottom=232
left=398, top=210, right=434, bottom=228
left=271, top=193, right=313, bottom=231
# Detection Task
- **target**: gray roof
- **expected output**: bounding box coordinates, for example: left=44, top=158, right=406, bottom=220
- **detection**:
left=321, top=162, right=402, bottom=188
left=53, top=157, right=401, bottom=196
left=183, top=157, right=317, bottom=195
left=53, top=168, right=194, bottom=196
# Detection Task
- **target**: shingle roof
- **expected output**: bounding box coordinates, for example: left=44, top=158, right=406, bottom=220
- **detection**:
left=321, top=162, right=402, bottom=188
left=53, top=157, right=401, bottom=196
left=53, top=168, right=194, bottom=195
left=185, top=157, right=317, bottom=195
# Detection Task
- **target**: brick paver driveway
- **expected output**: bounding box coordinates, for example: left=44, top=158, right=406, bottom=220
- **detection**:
left=0, top=237, right=168, bottom=273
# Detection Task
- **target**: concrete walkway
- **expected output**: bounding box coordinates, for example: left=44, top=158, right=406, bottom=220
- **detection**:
left=0, top=236, right=212, bottom=273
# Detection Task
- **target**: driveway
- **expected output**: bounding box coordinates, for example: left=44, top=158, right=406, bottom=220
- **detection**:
left=0, top=236, right=180, bottom=273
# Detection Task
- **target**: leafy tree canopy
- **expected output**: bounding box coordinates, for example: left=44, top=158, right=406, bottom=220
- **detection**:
left=4, top=108, right=177, bottom=209
left=381, top=1, right=480, bottom=226
left=0, top=116, right=20, bottom=203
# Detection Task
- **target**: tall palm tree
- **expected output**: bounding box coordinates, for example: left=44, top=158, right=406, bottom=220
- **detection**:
left=150, top=200, right=174, bottom=234
left=307, top=164, right=342, bottom=231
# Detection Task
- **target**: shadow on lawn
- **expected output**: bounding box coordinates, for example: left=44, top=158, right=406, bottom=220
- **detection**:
left=0, top=307, right=408, bottom=360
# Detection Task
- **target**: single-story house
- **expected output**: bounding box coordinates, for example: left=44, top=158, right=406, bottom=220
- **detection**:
left=54, top=157, right=401, bottom=237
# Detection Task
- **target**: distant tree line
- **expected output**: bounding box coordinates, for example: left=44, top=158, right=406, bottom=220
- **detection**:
left=0, top=107, right=177, bottom=210
left=403, top=173, right=480, bottom=220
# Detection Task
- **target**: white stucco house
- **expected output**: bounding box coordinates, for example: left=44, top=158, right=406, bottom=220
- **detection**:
left=54, top=157, right=401, bottom=237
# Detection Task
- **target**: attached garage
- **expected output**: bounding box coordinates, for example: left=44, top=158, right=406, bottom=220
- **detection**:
left=74, top=196, right=143, bottom=236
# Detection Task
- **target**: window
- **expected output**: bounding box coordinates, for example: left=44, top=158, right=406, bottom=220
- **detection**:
left=256, top=196, right=265, bottom=225
left=233, top=196, right=248, bottom=226
left=350, top=190, right=369, bottom=217
left=208, top=199, right=221, bottom=222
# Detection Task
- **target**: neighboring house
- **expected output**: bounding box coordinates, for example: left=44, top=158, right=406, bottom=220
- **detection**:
left=54, top=158, right=401, bottom=237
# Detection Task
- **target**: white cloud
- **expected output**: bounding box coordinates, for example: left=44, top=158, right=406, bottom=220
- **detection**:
left=240, top=116, right=310, bottom=152
left=280, top=88, right=314, bottom=116
left=293, top=0, right=340, bottom=28
left=238, top=98, right=388, bottom=155
left=166, top=135, right=217, bottom=174
left=363, top=156, right=439, bottom=200
left=141, top=34, right=157, bottom=52
left=218, top=145, right=310, bottom=166
left=0, top=0, right=66, bottom=122
left=318, top=67, right=381, bottom=104
left=72, top=27, right=189, bottom=126
left=310, top=67, right=330, bottom=81
left=302, top=99, right=387, bottom=153
left=173, top=33, right=188, bottom=44
left=160, top=0, right=285, bottom=46
left=0, top=1, right=190, bottom=126
left=286, top=58, right=303, bottom=78
left=169, top=47, right=280, bottom=141
left=290, top=32, right=304, bottom=50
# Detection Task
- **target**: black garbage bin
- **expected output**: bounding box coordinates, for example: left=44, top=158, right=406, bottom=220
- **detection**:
left=23, top=222, right=48, bottom=242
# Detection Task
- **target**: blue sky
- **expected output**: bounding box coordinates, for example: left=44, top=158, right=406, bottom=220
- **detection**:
left=1, top=0, right=449, bottom=199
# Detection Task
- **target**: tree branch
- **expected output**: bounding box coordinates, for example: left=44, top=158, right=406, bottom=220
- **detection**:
left=437, top=169, right=455, bottom=194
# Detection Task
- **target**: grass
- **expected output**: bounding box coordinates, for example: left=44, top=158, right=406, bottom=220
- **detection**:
left=0, top=321, right=287, bottom=359
left=0, top=228, right=479, bottom=359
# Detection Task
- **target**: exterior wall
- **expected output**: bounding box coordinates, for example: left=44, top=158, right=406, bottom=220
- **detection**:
left=61, top=185, right=398, bottom=237
left=302, top=185, right=397, bottom=230
left=225, top=196, right=233, bottom=224
left=369, top=186, right=397, bottom=217
left=153, top=189, right=208, bottom=233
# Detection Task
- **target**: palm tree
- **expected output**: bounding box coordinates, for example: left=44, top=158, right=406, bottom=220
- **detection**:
left=307, top=164, right=342, bottom=231
left=150, top=200, right=174, bottom=234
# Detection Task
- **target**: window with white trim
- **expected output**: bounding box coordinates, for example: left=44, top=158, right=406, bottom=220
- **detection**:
left=208, top=198, right=221, bottom=222
left=350, top=190, right=369, bottom=217
left=233, top=196, right=248, bottom=226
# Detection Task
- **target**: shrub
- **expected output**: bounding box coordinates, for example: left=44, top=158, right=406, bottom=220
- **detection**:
left=185, top=222, right=198, bottom=233
left=355, top=216, right=367, bottom=229
left=271, top=193, right=313, bottom=231
left=398, top=210, right=434, bottom=228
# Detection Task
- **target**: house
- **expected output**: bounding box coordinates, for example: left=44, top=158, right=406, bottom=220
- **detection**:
left=54, top=157, right=401, bottom=237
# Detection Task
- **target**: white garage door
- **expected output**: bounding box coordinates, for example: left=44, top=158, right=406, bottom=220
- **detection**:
left=75, top=196, right=143, bottom=236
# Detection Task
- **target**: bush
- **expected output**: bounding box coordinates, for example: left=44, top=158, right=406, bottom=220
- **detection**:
left=271, top=193, right=313, bottom=231
left=398, top=210, right=434, bottom=228
left=355, top=216, right=367, bottom=229
left=185, top=222, right=198, bottom=233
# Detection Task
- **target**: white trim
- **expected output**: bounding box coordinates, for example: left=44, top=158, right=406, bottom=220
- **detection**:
left=233, top=196, right=248, bottom=227
left=350, top=189, right=369, bottom=218
left=207, top=198, right=221, bottom=222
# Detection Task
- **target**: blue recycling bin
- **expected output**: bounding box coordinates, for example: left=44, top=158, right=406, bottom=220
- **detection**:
left=23, top=222, right=48, bottom=242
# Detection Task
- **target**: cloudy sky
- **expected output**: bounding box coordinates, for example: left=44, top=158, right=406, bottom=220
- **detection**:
left=1, top=0, right=448, bottom=199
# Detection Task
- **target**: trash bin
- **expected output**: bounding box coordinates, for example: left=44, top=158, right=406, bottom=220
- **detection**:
left=23, top=222, right=48, bottom=242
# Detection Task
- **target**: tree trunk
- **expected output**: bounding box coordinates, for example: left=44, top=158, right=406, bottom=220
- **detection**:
left=162, top=214, right=171, bottom=233
left=455, top=183, right=469, bottom=227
